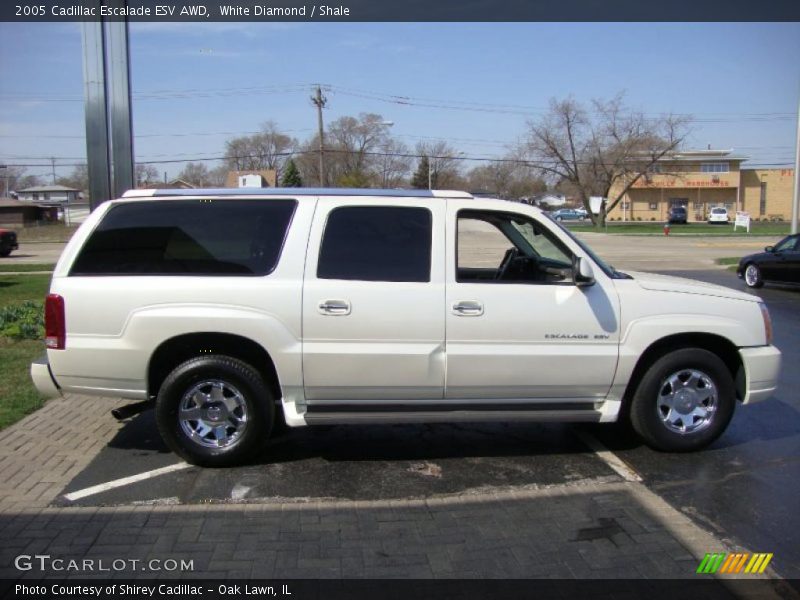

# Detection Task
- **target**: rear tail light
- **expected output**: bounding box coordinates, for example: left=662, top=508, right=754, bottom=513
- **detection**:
left=45, top=294, right=65, bottom=350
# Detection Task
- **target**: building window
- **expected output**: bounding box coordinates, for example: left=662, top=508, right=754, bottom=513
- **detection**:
left=694, top=201, right=704, bottom=210
left=647, top=164, right=662, bottom=174
left=760, top=182, right=767, bottom=216
left=701, top=163, right=729, bottom=173
left=648, top=202, right=657, bottom=210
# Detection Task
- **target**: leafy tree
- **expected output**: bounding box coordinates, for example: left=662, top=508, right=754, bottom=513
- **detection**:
left=280, top=159, right=303, bottom=187
left=523, top=95, right=688, bottom=226
left=411, top=156, right=430, bottom=189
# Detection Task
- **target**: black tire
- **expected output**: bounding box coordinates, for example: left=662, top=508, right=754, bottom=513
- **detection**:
left=743, top=263, right=764, bottom=289
left=629, top=348, right=735, bottom=452
left=155, top=355, right=273, bottom=467
left=0, top=249, right=10, bottom=257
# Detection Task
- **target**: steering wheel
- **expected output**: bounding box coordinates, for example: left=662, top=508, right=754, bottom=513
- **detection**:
left=495, top=247, right=519, bottom=280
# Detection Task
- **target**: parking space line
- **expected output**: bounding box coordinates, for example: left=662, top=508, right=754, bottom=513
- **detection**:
left=62, top=462, right=192, bottom=501
left=574, top=430, right=642, bottom=482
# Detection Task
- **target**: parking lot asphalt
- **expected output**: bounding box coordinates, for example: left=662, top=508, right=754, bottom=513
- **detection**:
left=591, top=269, right=800, bottom=580
left=41, top=268, right=800, bottom=581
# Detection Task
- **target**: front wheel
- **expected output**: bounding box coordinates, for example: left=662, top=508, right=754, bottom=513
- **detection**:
left=629, top=348, right=735, bottom=452
left=155, top=355, right=273, bottom=467
left=744, top=263, right=763, bottom=288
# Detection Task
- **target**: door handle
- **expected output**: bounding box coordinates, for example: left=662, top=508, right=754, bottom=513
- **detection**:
left=318, top=299, right=351, bottom=315
left=452, top=301, right=484, bottom=316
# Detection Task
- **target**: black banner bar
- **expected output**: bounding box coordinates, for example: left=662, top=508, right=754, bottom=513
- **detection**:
left=2, top=0, right=800, bottom=22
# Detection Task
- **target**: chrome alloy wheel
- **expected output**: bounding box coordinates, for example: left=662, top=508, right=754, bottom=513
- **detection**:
left=656, top=369, right=718, bottom=435
left=179, top=380, right=248, bottom=448
left=744, top=264, right=760, bottom=287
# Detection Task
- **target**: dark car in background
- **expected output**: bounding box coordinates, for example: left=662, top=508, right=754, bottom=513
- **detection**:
left=0, top=229, right=18, bottom=257
left=737, top=233, right=800, bottom=288
left=667, top=206, right=688, bottom=224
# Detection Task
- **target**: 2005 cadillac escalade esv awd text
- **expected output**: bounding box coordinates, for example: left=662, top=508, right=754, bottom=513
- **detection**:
left=30, top=188, right=781, bottom=466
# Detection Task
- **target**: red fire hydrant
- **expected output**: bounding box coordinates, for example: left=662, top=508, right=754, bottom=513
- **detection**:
left=663, top=223, right=670, bottom=236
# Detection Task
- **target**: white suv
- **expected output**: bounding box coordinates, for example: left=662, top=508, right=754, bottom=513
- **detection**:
left=31, top=188, right=781, bottom=466
left=708, top=206, right=730, bottom=224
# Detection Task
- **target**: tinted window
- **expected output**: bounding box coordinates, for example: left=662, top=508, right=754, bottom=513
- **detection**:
left=317, top=206, right=432, bottom=282
left=71, top=199, right=296, bottom=276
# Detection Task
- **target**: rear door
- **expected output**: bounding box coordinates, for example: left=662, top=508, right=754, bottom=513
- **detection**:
left=302, top=199, right=446, bottom=402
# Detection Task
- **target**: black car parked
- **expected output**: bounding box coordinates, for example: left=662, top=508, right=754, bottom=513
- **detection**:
left=737, top=233, right=800, bottom=288
left=0, top=229, right=18, bottom=257
left=667, top=206, right=687, bottom=224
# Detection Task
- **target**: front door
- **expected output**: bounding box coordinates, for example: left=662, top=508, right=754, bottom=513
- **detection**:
left=302, top=200, right=446, bottom=402
left=445, top=204, right=620, bottom=400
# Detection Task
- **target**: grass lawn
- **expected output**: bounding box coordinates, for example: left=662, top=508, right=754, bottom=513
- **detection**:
left=568, top=221, right=791, bottom=236
left=0, top=338, right=46, bottom=429
left=0, top=273, right=51, bottom=430
left=16, top=224, right=79, bottom=243
left=0, top=274, right=52, bottom=304
left=0, top=263, right=55, bottom=273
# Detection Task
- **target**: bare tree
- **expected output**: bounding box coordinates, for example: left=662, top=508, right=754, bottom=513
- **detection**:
left=523, top=95, right=689, bottom=226
left=224, top=121, right=295, bottom=177
left=135, top=163, right=159, bottom=186
left=373, top=138, right=412, bottom=188
left=466, top=152, right=546, bottom=199
left=177, top=162, right=214, bottom=187
left=4, top=166, right=43, bottom=192
left=57, top=164, right=89, bottom=192
left=414, top=141, right=464, bottom=189
left=326, top=113, right=393, bottom=184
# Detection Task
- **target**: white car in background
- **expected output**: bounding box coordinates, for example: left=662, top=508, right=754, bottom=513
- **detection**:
left=708, top=207, right=730, bottom=224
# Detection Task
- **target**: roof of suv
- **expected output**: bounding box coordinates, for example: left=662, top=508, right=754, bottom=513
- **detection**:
left=122, top=187, right=476, bottom=200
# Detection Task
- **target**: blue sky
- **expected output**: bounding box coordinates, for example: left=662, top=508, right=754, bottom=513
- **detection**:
left=0, top=22, right=798, bottom=181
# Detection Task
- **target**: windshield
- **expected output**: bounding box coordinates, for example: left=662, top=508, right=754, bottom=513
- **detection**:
left=543, top=213, right=629, bottom=279
left=712, top=208, right=726, bottom=214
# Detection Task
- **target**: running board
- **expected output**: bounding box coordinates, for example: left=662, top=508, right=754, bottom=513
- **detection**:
left=304, top=401, right=602, bottom=425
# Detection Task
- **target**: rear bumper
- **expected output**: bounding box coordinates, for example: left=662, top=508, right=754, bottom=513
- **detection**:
left=739, top=345, right=781, bottom=404
left=30, top=355, right=62, bottom=399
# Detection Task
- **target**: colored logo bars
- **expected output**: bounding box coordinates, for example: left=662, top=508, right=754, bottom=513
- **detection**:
left=696, top=553, right=773, bottom=574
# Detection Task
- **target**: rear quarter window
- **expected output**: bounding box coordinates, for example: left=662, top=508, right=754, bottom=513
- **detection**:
left=70, top=199, right=296, bottom=276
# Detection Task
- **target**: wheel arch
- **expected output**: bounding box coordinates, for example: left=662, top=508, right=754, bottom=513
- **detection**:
left=621, top=332, right=744, bottom=414
left=147, top=332, right=282, bottom=403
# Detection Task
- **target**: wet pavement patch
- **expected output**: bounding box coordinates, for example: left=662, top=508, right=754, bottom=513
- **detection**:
left=57, top=417, right=618, bottom=507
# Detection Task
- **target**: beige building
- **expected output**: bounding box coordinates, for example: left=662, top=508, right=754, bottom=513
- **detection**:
left=607, top=149, right=795, bottom=222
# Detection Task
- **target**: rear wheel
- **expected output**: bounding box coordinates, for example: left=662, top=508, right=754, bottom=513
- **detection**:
left=629, top=348, right=735, bottom=452
left=0, top=249, right=10, bottom=257
left=155, top=355, right=273, bottom=467
left=744, top=263, right=763, bottom=288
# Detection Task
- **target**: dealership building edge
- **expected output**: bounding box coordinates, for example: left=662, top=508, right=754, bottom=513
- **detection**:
left=607, top=149, right=795, bottom=222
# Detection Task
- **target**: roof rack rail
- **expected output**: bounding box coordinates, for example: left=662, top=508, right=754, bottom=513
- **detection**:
left=122, top=187, right=474, bottom=199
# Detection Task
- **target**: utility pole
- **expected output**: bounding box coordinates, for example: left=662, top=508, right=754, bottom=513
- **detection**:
left=50, top=157, right=57, bottom=184
left=311, top=85, right=327, bottom=187
left=792, top=86, right=800, bottom=235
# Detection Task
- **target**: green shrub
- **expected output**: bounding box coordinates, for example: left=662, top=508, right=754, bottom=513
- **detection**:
left=0, top=300, right=44, bottom=340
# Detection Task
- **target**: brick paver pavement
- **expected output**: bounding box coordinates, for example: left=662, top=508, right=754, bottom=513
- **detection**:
left=0, top=395, right=787, bottom=596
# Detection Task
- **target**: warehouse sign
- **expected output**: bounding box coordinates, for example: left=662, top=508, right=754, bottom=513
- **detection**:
left=633, top=179, right=732, bottom=188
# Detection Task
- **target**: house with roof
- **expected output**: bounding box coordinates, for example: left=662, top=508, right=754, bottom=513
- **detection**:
left=16, top=184, right=82, bottom=205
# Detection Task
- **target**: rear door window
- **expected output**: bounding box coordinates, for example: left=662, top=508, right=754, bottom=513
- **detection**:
left=317, top=206, right=432, bottom=282
left=70, top=199, right=296, bottom=276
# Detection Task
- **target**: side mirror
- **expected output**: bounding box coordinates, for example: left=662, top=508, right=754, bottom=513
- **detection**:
left=573, top=257, right=595, bottom=287
left=765, top=246, right=774, bottom=253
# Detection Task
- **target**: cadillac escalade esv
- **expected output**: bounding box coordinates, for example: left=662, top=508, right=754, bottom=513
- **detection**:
left=30, top=188, right=781, bottom=466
